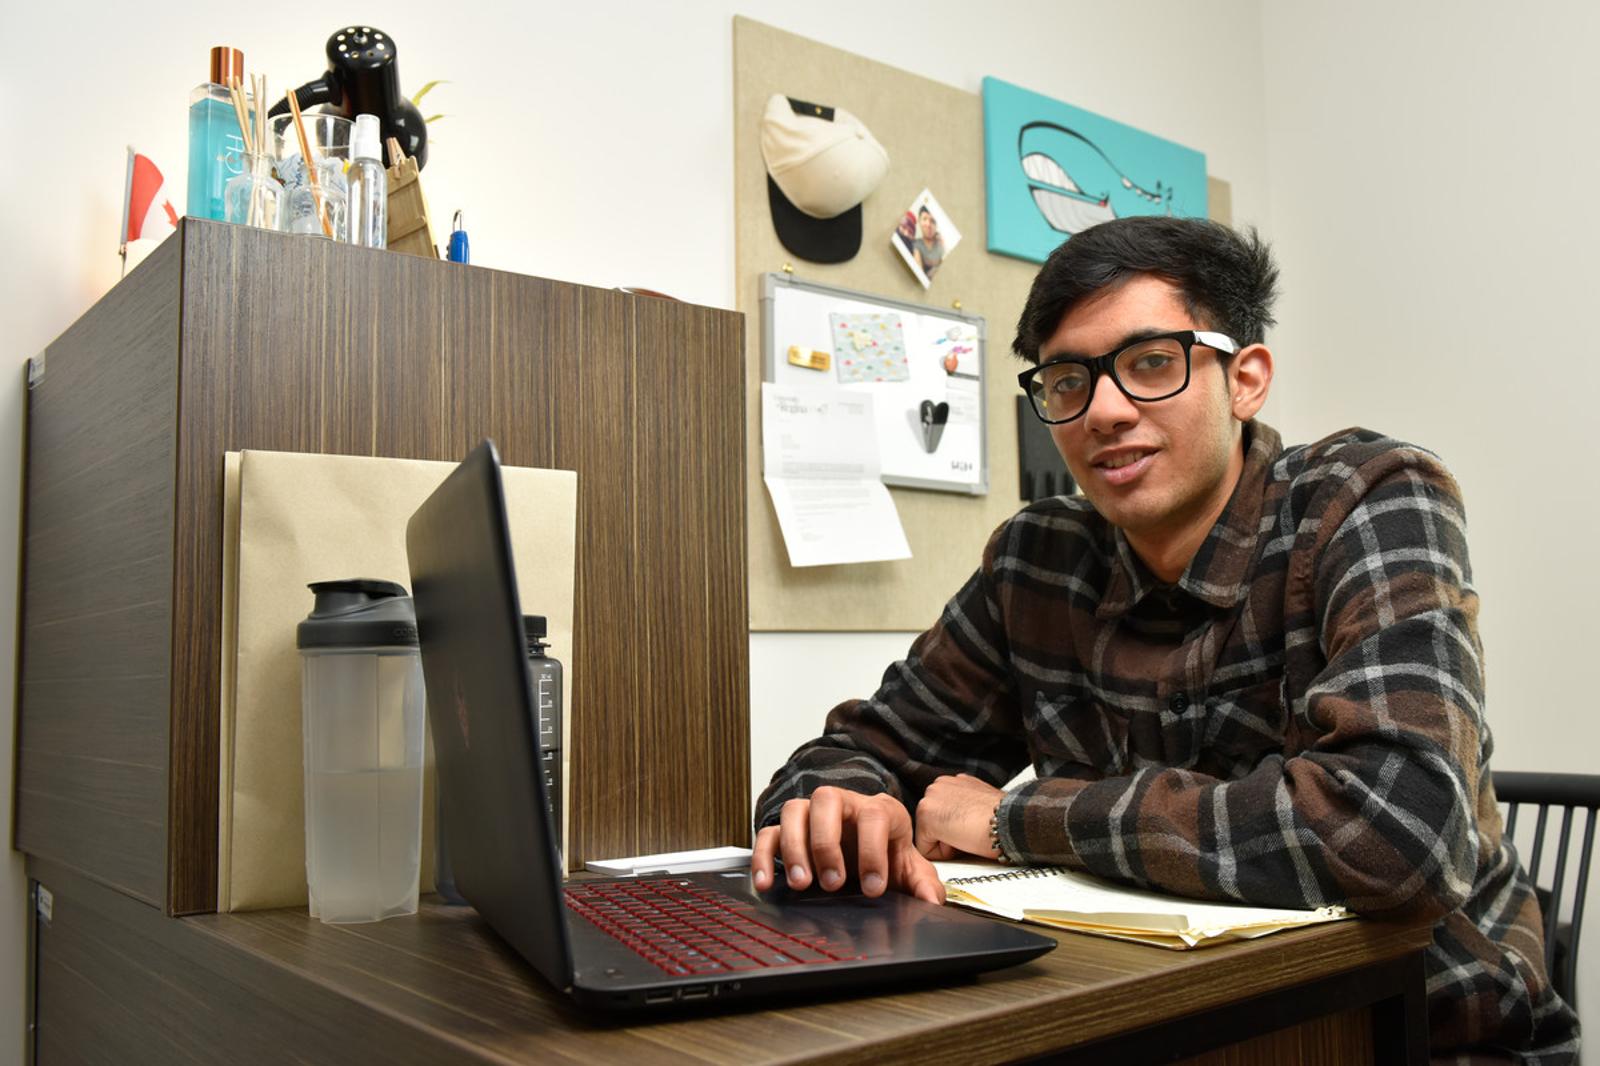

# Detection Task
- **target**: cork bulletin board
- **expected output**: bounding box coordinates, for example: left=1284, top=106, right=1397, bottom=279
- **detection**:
left=733, top=17, right=1230, bottom=632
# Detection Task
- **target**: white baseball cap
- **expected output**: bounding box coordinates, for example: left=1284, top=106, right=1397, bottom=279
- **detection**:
left=760, top=95, right=889, bottom=263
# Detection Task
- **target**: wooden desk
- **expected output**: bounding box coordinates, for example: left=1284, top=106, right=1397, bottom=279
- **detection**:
left=28, top=857, right=1432, bottom=1065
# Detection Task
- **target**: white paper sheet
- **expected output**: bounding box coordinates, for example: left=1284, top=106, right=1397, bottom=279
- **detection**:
left=584, top=846, right=752, bottom=876
left=761, top=382, right=912, bottom=567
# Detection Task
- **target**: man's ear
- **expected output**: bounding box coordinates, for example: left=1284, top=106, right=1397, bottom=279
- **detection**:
left=1228, top=343, right=1273, bottom=421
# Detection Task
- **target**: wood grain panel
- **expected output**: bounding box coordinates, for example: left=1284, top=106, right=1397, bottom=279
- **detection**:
left=15, top=234, right=179, bottom=907
left=29, top=859, right=472, bottom=1065
left=21, top=219, right=750, bottom=912
left=1174, top=1008, right=1371, bottom=1065
left=169, top=222, right=235, bottom=915
left=632, top=296, right=750, bottom=850
left=10, top=676, right=165, bottom=763
left=168, top=224, right=748, bottom=902
left=563, top=287, right=642, bottom=864
left=26, top=856, right=1433, bottom=1065
left=697, top=302, right=751, bottom=842
left=369, top=243, right=454, bottom=462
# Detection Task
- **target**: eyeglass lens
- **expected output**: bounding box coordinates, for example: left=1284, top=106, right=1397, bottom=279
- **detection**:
left=1029, top=337, right=1189, bottom=422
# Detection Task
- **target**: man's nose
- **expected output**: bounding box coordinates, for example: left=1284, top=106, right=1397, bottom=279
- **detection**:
left=1082, top=371, right=1139, bottom=434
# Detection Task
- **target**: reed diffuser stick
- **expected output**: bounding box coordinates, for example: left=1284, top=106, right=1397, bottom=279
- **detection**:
left=287, top=89, right=333, bottom=237
left=228, top=77, right=254, bottom=156
left=250, top=74, right=268, bottom=227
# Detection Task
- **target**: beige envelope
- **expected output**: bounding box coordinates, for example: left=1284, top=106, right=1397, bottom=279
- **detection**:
left=218, top=450, right=577, bottom=912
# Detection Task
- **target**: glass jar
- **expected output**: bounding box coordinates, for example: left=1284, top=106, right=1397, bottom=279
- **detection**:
left=282, top=156, right=349, bottom=239
left=224, top=152, right=284, bottom=230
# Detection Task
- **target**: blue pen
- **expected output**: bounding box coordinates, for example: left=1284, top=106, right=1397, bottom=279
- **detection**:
left=448, top=210, right=469, bottom=264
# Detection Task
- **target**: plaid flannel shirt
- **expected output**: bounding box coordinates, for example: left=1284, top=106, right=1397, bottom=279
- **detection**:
left=755, top=421, right=1578, bottom=1064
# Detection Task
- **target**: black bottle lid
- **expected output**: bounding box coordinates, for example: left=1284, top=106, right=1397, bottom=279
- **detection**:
left=524, top=614, right=550, bottom=655
left=297, top=578, right=418, bottom=649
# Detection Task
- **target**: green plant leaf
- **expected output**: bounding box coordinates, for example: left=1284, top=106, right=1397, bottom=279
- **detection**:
left=411, top=80, right=449, bottom=106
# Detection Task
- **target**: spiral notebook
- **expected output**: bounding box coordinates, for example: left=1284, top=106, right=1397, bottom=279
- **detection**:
left=932, top=861, right=1351, bottom=951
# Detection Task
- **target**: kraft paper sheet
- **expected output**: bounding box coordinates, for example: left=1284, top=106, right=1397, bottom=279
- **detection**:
left=218, top=450, right=577, bottom=912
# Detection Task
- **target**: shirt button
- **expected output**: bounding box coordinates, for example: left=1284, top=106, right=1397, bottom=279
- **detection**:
left=1169, top=694, right=1188, bottom=711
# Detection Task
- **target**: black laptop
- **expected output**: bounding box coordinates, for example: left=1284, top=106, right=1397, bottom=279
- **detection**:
left=405, top=440, right=1055, bottom=1011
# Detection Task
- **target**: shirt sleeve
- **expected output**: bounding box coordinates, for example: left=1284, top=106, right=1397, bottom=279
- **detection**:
left=998, top=446, right=1485, bottom=918
left=753, top=522, right=1033, bottom=830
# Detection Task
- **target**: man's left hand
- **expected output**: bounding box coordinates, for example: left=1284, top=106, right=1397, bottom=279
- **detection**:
left=915, top=773, right=1003, bottom=861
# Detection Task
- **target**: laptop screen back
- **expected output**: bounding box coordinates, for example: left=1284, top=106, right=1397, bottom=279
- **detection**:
left=407, top=440, right=573, bottom=988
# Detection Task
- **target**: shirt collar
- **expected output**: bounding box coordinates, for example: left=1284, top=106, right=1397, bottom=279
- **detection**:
left=1095, top=420, right=1283, bottom=619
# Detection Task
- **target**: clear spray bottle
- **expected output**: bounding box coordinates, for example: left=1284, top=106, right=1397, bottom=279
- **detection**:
left=348, top=114, right=387, bottom=249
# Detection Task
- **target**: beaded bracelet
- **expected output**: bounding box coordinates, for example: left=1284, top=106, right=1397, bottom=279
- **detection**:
left=989, top=802, right=1012, bottom=865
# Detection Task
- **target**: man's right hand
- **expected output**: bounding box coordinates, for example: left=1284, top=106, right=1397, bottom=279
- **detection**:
left=749, top=787, right=946, bottom=904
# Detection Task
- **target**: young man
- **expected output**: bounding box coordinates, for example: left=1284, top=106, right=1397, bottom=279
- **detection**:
left=751, top=218, right=1578, bottom=1063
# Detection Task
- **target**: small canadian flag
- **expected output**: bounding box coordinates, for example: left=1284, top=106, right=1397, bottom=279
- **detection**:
left=121, top=147, right=179, bottom=247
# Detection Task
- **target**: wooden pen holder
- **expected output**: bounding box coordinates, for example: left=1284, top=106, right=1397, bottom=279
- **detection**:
left=385, top=143, right=439, bottom=259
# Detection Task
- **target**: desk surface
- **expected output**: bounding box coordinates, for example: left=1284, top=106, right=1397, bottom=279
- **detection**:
left=179, top=896, right=1433, bottom=1065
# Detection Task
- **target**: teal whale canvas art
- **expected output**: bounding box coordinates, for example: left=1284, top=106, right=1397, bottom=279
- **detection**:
left=982, top=76, right=1207, bottom=264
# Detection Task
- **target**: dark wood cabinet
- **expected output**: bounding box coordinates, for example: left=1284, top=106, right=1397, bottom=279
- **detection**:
left=14, top=220, right=750, bottom=916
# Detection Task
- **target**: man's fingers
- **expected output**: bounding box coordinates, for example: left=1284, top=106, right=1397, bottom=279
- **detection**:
left=852, top=796, right=906, bottom=897
left=750, top=825, right=780, bottom=890
left=759, top=791, right=935, bottom=901
left=807, top=788, right=847, bottom=891
left=777, top=798, right=814, bottom=890
left=900, top=850, right=948, bottom=905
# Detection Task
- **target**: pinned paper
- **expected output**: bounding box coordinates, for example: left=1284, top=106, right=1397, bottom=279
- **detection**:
left=829, top=311, right=909, bottom=383
left=761, top=382, right=911, bottom=567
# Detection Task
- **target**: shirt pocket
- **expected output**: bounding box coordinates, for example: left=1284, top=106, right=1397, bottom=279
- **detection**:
left=1198, top=676, right=1289, bottom=778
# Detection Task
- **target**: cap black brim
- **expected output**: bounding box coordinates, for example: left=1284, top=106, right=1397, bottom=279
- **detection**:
left=767, top=177, right=861, bottom=265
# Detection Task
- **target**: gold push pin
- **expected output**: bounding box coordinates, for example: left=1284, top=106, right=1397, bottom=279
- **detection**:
left=782, top=263, right=795, bottom=274
left=952, top=299, right=963, bottom=311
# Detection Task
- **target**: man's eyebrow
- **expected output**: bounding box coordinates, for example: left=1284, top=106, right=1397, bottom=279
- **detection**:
left=1040, top=327, right=1178, bottom=363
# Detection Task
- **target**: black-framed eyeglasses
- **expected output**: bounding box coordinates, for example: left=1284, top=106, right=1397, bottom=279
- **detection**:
left=1017, top=330, right=1239, bottom=425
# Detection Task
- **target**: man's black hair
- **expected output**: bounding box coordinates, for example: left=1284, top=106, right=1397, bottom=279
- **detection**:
left=1011, top=217, right=1280, bottom=363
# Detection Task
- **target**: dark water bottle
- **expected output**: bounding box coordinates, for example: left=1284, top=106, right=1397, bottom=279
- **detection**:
left=525, top=615, right=564, bottom=859
left=434, top=614, right=564, bottom=901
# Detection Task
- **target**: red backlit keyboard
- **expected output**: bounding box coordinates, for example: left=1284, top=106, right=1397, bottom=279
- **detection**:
left=564, top=879, right=858, bottom=976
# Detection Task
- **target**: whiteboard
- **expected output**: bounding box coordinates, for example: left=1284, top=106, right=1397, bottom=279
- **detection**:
left=761, top=273, right=988, bottom=495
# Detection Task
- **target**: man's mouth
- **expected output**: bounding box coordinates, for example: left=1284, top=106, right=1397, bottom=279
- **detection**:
left=1094, top=444, right=1158, bottom=467
left=1091, top=448, right=1157, bottom=485
left=1097, top=451, right=1152, bottom=470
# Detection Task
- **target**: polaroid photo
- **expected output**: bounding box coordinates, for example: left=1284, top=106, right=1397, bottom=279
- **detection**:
left=891, top=188, right=963, bottom=289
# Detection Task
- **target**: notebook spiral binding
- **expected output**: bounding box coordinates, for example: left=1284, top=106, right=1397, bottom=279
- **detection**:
left=946, top=866, right=1067, bottom=885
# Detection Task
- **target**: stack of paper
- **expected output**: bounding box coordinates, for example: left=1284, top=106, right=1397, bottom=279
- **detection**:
left=933, top=861, right=1351, bottom=950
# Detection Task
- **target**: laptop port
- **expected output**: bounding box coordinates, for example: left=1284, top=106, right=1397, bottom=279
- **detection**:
left=644, top=990, right=675, bottom=1005
left=680, top=985, right=711, bottom=1001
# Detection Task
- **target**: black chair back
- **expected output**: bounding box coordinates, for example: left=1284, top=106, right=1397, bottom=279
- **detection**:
left=1494, top=770, right=1600, bottom=1004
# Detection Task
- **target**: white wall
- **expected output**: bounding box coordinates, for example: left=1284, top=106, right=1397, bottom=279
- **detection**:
left=67, top=0, right=1600, bottom=1060
left=1259, top=0, right=1600, bottom=1029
